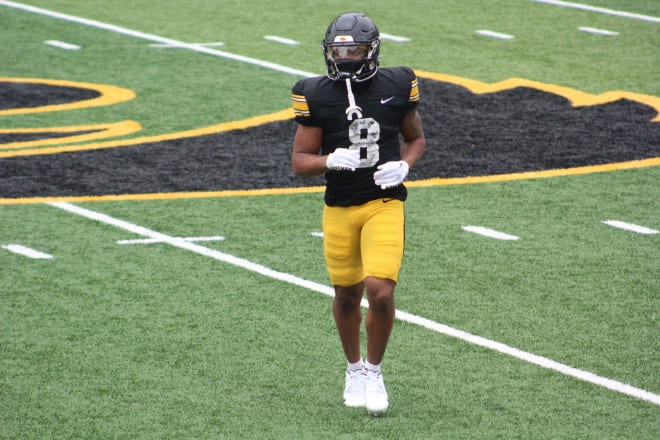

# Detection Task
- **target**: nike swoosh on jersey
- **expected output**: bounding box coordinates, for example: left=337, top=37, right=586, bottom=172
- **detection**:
left=380, top=96, right=396, bottom=104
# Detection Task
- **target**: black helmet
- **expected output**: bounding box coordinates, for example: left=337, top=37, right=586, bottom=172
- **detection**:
left=322, top=12, right=381, bottom=82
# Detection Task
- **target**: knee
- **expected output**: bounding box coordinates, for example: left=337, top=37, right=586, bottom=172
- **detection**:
left=368, top=293, right=394, bottom=315
left=334, top=284, right=363, bottom=312
left=364, top=278, right=395, bottom=314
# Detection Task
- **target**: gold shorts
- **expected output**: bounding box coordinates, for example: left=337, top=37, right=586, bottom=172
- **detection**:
left=322, top=198, right=405, bottom=286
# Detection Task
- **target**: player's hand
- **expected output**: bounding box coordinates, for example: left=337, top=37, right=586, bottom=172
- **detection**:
left=325, top=148, right=361, bottom=171
left=374, top=160, right=409, bottom=189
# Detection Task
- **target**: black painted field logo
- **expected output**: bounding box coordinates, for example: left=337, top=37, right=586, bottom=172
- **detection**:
left=0, top=73, right=658, bottom=201
left=0, top=78, right=140, bottom=152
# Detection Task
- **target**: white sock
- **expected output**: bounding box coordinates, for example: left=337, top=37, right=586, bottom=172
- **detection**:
left=364, top=360, right=381, bottom=373
left=347, top=359, right=364, bottom=372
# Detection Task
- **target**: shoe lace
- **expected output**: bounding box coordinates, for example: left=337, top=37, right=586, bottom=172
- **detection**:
left=366, top=370, right=386, bottom=393
left=346, top=369, right=365, bottom=390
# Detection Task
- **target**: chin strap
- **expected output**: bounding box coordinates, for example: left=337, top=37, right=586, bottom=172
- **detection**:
left=344, top=78, right=363, bottom=121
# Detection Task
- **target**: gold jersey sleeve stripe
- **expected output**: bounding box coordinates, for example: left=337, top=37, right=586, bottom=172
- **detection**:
left=291, top=93, right=310, bottom=117
left=409, top=78, right=420, bottom=102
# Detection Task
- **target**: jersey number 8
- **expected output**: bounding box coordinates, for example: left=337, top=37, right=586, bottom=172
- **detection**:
left=348, top=117, right=380, bottom=168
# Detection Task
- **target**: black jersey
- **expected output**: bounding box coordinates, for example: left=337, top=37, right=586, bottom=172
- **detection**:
left=292, top=67, right=420, bottom=207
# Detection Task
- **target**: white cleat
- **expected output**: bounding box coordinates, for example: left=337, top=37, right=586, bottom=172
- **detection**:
left=343, top=368, right=367, bottom=408
left=365, top=370, right=389, bottom=416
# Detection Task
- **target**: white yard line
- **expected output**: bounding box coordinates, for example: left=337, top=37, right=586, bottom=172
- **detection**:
left=531, top=0, right=660, bottom=23
left=50, top=201, right=331, bottom=293
left=475, top=30, right=515, bottom=40
left=117, top=235, right=226, bottom=244
left=380, top=33, right=411, bottom=43
left=2, top=244, right=54, bottom=259
left=48, top=201, right=660, bottom=407
left=45, top=39, right=81, bottom=50
left=149, top=41, right=225, bottom=48
left=602, top=220, right=658, bottom=235
left=0, top=0, right=317, bottom=78
left=263, top=35, right=299, bottom=45
left=578, top=27, right=619, bottom=36
left=462, top=225, right=520, bottom=240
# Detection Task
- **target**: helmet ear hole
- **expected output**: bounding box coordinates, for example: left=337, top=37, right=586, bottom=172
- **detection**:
left=322, top=12, right=380, bottom=82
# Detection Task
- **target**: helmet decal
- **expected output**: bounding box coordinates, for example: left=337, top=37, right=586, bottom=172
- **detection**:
left=334, top=35, right=355, bottom=43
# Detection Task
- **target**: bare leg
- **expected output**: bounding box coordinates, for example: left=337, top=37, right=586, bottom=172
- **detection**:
left=364, top=276, right=396, bottom=365
left=333, top=282, right=365, bottom=363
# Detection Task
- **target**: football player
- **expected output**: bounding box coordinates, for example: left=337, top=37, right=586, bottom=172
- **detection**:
left=291, top=12, right=426, bottom=416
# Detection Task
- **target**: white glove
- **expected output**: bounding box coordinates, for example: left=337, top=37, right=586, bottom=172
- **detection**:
left=374, top=160, right=409, bottom=189
left=326, top=148, right=361, bottom=171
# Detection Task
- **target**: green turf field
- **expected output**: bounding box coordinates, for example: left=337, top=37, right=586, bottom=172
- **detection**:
left=1, top=0, right=658, bottom=438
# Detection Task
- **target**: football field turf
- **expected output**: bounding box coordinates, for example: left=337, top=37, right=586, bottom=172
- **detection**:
left=1, top=0, right=658, bottom=438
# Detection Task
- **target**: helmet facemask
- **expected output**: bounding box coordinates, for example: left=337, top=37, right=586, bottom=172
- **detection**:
left=324, top=39, right=380, bottom=82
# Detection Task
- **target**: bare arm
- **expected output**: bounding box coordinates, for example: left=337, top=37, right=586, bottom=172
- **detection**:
left=399, top=109, right=426, bottom=168
left=291, top=124, right=328, bottom=177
